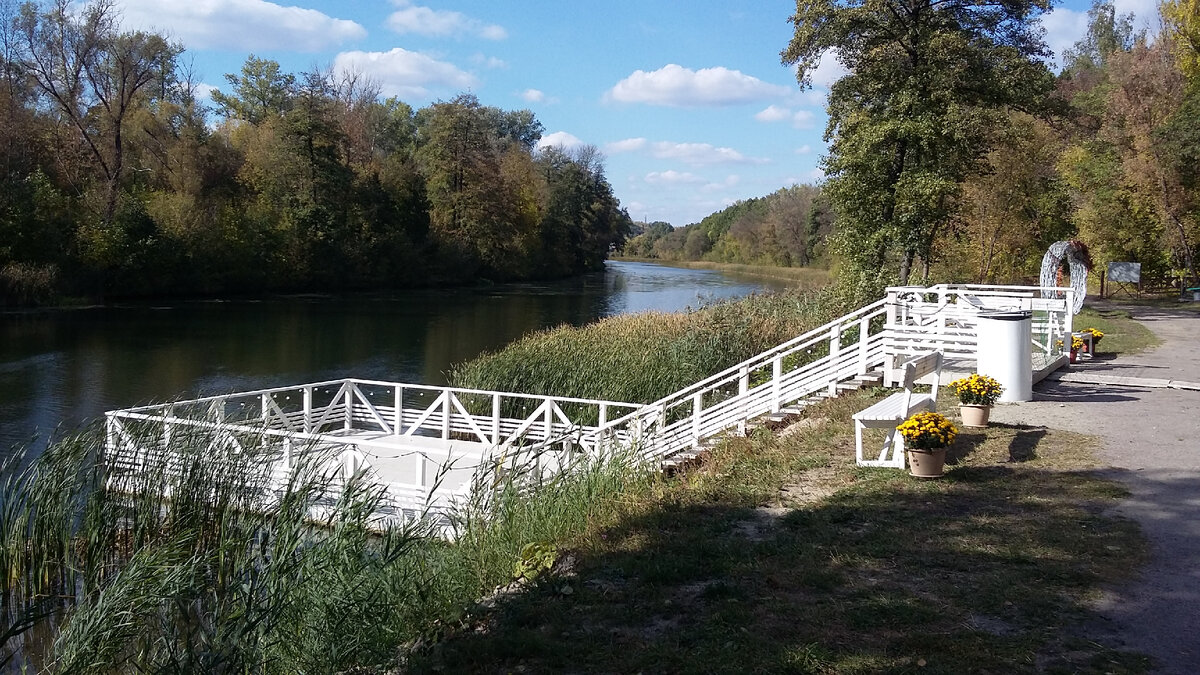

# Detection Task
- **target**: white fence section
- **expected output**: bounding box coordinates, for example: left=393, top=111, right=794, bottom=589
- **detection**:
left=104, top=284, right=1076, bottom=526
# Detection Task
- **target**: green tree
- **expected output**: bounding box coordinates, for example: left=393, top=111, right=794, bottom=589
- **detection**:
left=782, top=0, right=1055, bottom=285
left=1162, top=0, right=1200, bottom=81
left=211, top=55, right=295, bottom=125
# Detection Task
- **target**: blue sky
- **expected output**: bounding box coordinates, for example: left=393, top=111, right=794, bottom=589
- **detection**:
left=112, top=0, right=1163, bottom=227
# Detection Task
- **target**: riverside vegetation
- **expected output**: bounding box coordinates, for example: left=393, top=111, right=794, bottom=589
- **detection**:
left=1, top=289, right=1159, bottom=672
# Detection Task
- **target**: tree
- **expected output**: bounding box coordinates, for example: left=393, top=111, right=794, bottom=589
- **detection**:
left=782, top=0, right=1055, bottom=285
left=1162, top=0, right=1200, bottom=81
left=210, top=55, right=294, bottom=125
left=15, top=0, right=179, bottom=228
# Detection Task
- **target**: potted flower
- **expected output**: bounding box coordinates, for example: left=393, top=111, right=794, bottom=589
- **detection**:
left=1069, top=335, right=1085, bottom=363
left=1080, top=327, right=1104, bottom=353
left=947, top=373, right=1004, bottom=427
left=896, top=411, right=958, bottom=478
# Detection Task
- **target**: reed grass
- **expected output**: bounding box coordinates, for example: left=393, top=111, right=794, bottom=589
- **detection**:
left=0, top=422, right=653, bottom=673
left=450, top=287, right=852, bottom=406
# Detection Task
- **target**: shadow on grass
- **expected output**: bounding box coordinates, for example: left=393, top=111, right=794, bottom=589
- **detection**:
left=408, top=464, right=1151, bottom=674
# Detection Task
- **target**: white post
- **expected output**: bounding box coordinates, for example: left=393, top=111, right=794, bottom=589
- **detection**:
left=393, top=386, right=403, bottom=435
left=691, top=392, right=703, bottom=447
left=442, top=392, right=451, bottom=439
left=828, top=325, right=842, bottom=396
left=598, top=403, right=608, bottom=429
left=492, top=393, right=502, bottom=445
left=858, top=316, right=871, bottom=375
left=343, top=384, right=353, bottom=432
left=261, top=393, right=270, bottom=427
left=771, top=356, right=782, bottom=413
left=544, top=400, right=554, bottom=441
left=303, top=387, right=312, bottom=433
left=738, top=366, right=749, bottom=396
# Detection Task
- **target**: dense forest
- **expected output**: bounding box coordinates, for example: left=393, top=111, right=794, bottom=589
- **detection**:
left=0, top=0, right=631, bottom=306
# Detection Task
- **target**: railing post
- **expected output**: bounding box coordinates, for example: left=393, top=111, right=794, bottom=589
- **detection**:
left=303, top=386, right=313, bottom=433
left=828, top=325, right=842, bottom=396
left=598, top=403, right=608, bottom=429
left=857, top=316, right=870, bottom=375
left=544, top=399, right=554, bottom=441
left=492, top=393, right=502, bottom=445
left=393, top=385, right=403, bottom=435
left=771, top=356, right=782, bottom=413
left=442, top=392, right=451, bottom=440
left=344, top=384, right=353, bottom=432
left=691, top=392, right=703, bottom=447
left=738, top=366, right=749, bottom=396
left=261, top=393, right=270, bottom=427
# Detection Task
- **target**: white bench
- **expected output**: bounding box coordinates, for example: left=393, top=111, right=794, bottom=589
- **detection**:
left=854, top=351, right=944, bottom=469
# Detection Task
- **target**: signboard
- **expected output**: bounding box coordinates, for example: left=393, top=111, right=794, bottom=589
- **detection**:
left=1107, top=262, right=1141, bottom=283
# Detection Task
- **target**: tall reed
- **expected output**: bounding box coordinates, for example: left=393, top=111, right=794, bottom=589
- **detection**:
left=1, top=420, right=651, bottom=672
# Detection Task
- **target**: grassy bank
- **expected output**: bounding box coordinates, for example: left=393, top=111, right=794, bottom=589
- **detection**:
left=1077, top=305, right=1161, bottom=355
left=613, top=256, right=833, bottom=287
left=410, top=390, right=1150, bottom=673
left=451, top=287, right=852, bottom=405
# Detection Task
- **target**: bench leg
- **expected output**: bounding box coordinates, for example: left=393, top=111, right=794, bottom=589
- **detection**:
left=855, top=419, right=866, bottom=466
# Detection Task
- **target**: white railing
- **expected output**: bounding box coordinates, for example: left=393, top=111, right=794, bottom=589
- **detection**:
left=595, top=298, right=891, bottom=462
left=883, top=284, right=1074, bottom=376
left=104, top=284, right=1077, bottom=529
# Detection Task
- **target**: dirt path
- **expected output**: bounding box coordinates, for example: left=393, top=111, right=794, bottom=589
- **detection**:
left=989, top=303, right=1200, bottom=674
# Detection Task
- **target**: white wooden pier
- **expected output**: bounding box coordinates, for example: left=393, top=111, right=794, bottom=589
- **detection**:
left=104, top=283, right=1076, bottom=526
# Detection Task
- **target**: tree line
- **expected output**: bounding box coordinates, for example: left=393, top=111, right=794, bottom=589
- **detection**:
left=620, top=184, right=835, bottom=267
left=783, top=0, right=1200, bottom=292
left=0, top=0, right=631, bottom=305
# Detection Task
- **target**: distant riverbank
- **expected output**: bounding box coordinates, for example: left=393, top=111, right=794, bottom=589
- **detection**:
left=609, top=257, right=832, bottom=287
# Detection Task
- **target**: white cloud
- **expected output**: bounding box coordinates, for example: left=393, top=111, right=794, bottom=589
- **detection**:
left=651, top=141, right=768, bottom=166
left=333, top=48, right=475, bottom=98
left=646, top=170, right=704, bottom=184
left=386, top=0, right=507, bottom=40
left=537, top=131, right=585, bottom=150
left=117, top=0, right=365, bottom=51
left=1039, top=8, right=1089, bottom=64
left=193, top=83, right=218, bottom=101
left=810, top=49, right=848, bottom=89
left=608, top=64, right=789, bottom=107
left=471, top=53, right=508, bottom=69
left=606, top=137, right=648, bottom=153
left=521, top=88, right=545, bottom=102
left=755, top=104, right=791, bottom=122
left=795, top=145, right=812, bottom=155
left=791, top=110, right=816, bottom=129
left=702, top=175, right=740, bottom=191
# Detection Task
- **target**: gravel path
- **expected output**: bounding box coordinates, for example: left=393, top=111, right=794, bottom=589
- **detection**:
left=989, top=303, right=1200, bottom=673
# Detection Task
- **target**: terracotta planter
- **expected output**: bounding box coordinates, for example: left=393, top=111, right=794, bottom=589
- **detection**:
left=959, top=404, right=992, bottom=428
left=907, top=448, right=947, bottom=478
left=1069, top=349, right=1078, bottom=364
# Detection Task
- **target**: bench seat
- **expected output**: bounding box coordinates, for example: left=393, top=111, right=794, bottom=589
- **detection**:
left=854, top=392, right=935, bottom=422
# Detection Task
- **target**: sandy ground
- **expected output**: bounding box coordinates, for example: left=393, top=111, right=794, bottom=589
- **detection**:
left=989, top=302, right=1200, bottom=673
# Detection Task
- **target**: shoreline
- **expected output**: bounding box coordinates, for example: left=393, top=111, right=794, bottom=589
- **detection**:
left=611, top=257, right=832, bottom=286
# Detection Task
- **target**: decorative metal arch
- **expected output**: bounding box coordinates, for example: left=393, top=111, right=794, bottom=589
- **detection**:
left=1039, top=240, right=1091, bottom=314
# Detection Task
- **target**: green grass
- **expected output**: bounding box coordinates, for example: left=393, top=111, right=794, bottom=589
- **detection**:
left=409, top=391, right=1151, bottom=674
left=1076, top=306, right=1161, bottom=355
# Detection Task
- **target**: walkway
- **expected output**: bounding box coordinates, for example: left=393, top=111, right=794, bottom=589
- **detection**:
left=990, top=302, right=1200, bottom=674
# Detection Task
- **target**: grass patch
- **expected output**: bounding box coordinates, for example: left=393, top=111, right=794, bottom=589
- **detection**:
left=411, top=390, right=1150, bottom=674
left=1076, top=305, right=1161, bottom=355
left=451, top=287, right=852, bottom=405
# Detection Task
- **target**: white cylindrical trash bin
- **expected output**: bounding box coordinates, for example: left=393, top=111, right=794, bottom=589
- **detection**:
left=975, top=310, right=1033, bottom=402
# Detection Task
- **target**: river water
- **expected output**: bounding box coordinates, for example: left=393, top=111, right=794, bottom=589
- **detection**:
left=0, top=261, right=790, bottom=451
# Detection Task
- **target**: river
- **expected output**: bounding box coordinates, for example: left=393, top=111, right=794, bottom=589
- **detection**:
left=0, top=261, right=792, bottom=451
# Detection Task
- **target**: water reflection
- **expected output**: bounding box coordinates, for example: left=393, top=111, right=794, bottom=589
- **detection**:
left=0, top=262, right=789, bottom=449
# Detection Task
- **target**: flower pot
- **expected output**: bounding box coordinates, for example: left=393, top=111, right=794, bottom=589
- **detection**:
left=1069, top=349, right=1078, bottom=364
left=907, top=448, right=947, bottom=478
left=959, top=404, right=992, bottom=428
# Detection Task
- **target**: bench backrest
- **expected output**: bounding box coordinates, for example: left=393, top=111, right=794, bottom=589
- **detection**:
left=899, top=351, right=943, bottom=410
